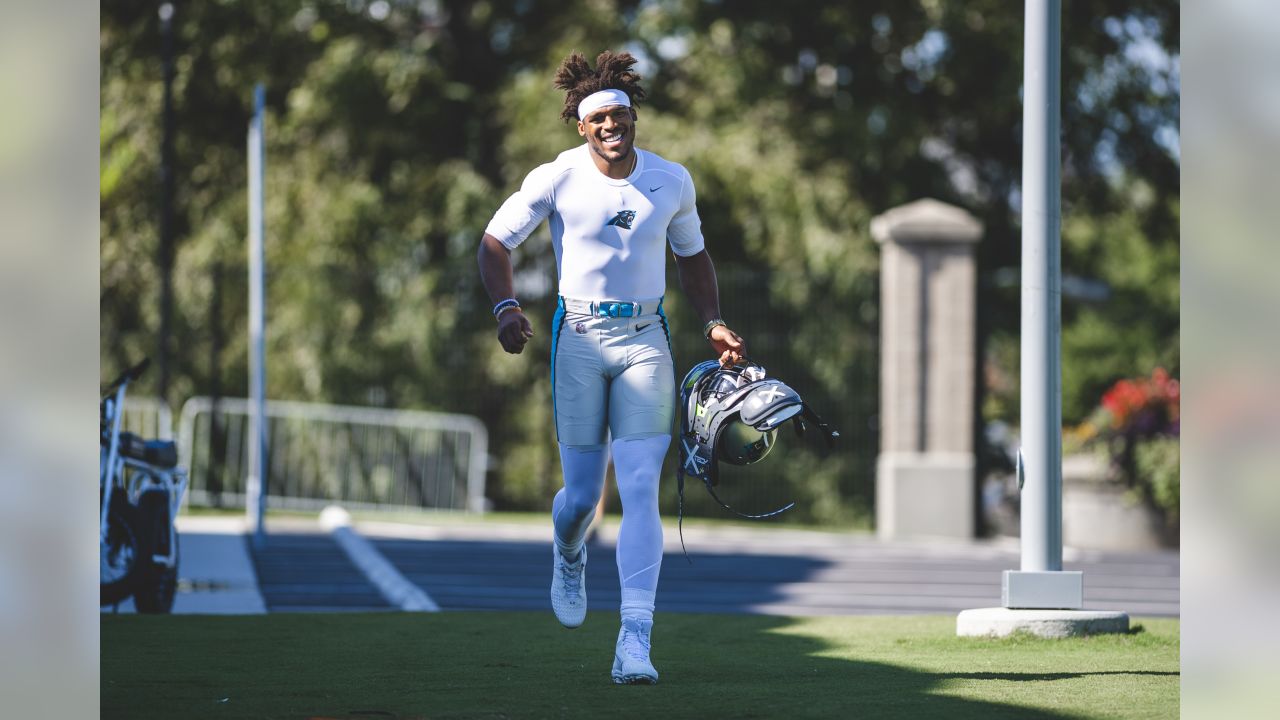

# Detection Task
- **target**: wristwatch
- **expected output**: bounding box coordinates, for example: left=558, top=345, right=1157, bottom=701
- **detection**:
left=703, top=318, right=727, bottom=339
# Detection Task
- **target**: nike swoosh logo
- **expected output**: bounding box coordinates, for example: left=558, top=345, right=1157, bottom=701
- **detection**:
left=648, top=186, right=663, bottom=192
left=636, top=323, right=651, bottom=331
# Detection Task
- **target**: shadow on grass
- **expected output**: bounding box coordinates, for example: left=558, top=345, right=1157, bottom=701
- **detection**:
left=938, top=671, right=1180, bottom=682
left=99, top=611, right=1181, bottom=720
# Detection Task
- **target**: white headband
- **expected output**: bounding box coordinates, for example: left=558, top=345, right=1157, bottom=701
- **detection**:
left=577, top=89, right=631, bottom=120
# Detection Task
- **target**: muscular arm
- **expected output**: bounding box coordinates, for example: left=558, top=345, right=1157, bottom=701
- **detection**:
left=478, top=233, right=534, bottom=354
left=674, top=249, right=745, bottom=366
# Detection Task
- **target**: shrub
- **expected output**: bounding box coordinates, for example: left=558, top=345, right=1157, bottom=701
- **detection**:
left=1082, top=368, right=1180, bottom=521
left=1134, top=436, right=1180, bottom=521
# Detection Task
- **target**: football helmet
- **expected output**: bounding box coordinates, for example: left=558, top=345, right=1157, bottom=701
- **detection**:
left=676, top=359, right=838, bottom=536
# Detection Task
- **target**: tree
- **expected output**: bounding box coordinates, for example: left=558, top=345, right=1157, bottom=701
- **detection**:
left=101, top=0, right=1178, bottom=520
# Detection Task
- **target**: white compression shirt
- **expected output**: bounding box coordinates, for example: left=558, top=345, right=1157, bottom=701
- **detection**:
left=484, top=145, right=705, bottom=300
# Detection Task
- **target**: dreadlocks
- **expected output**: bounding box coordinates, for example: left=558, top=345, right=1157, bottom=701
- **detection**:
left=554, top=50, right=648, bottom=123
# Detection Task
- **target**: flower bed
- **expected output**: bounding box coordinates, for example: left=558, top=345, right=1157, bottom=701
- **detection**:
left=1065, top=368, right=1180, bottom=535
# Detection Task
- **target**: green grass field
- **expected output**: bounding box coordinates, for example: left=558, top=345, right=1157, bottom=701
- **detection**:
left=102, top=613, right=1178, bottom=720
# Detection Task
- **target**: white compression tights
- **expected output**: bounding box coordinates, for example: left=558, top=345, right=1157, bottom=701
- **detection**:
left=552, top=434, right=670, bottom=600
left=552, top=444, right=608, bottom=559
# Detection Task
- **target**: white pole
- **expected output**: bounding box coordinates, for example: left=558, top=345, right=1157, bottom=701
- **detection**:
left=1019, top=0, right=1062, bottom=573
left=998, top=0, right=1083, bottom=609
left=965, top=0, right=1097, bottom=617
left=246, top=83, right=267, bottom=549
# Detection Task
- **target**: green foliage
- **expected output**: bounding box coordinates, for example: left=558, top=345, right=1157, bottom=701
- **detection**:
left=1134, top=435, right=1179, bottom=519
left=101, top=1, right=1177, bottom=519
left=1059, top=192, right=1180, bottom=421
left=1068, top=368, right=1180, bottom=525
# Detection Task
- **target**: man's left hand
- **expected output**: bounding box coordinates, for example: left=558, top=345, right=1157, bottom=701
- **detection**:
left=709, top=324, right=746, bottom=367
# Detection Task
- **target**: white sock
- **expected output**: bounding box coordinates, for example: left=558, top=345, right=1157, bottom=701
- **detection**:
left=620, top=588, right=656, bottom=625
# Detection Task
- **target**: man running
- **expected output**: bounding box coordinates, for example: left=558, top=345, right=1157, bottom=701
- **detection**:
left=477, top=50, right=745, bottom=685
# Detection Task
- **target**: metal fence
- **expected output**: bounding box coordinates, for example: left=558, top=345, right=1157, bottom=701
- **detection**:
left=122, top=397, right=174, bottom=440
left=176, top=398, right=488, bottom=513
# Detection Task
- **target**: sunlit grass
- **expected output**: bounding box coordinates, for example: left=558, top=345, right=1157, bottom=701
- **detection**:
left=102, top=613, right=1177, bottom=720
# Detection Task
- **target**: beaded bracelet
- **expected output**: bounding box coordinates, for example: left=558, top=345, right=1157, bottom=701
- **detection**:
left=492, top=298, right=520, bottom=317
left=495, top=304, right=523, bottom=321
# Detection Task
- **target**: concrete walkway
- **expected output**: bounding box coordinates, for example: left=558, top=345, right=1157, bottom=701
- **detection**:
left=363, top=520, right=1180, bottom=617
left=102, top=515, right=1179, bottom=618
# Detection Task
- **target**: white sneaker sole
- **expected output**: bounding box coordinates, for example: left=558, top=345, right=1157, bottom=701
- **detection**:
left=555, top=610, right=586, bottom=629
left=611, top=656, right=658, bottom=685
left=611, top=673, right=658, bottom=685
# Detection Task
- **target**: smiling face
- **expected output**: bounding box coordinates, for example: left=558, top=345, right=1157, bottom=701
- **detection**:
left=578, top=104, right=637, bottom=173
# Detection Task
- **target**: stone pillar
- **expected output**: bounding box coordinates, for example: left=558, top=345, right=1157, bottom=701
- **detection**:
left=872, top=199, right=983, bottom=540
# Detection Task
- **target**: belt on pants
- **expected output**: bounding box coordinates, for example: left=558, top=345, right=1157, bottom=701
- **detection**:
left=561, top=297, right=663, bottom=318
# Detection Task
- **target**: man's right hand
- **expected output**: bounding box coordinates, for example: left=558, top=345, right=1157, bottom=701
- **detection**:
left=708, top=323, right=746, bottom=367
left=497, top=310, right=535, bottom=354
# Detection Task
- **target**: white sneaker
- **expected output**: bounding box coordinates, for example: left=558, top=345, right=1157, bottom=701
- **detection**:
left=611, top=618, right=658, bottom=685
left=550, top=544, right=587, bottom=628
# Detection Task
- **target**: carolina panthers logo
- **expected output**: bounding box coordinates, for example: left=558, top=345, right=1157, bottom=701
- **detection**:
left=606, top=210, right=637, bottom=229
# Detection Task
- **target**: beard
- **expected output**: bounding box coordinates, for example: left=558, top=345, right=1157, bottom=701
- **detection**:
left=589, top=130, right=634, bottom=165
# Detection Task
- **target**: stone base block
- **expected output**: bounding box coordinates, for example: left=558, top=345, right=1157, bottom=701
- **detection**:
left=1003, top=570, right=1083, bottom=609
left=876, top=452, right=974, bottom=540
left=957, top=607, right=1130, bottom=638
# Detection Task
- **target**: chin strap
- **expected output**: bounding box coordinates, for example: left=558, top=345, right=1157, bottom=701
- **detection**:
left=798, top=403, right=841, bottom=447
left=676, top=443, right=796, bottom=552
left=702, top=479, right=796, bottom=520
left=676, top=464, right=691, bottom=564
